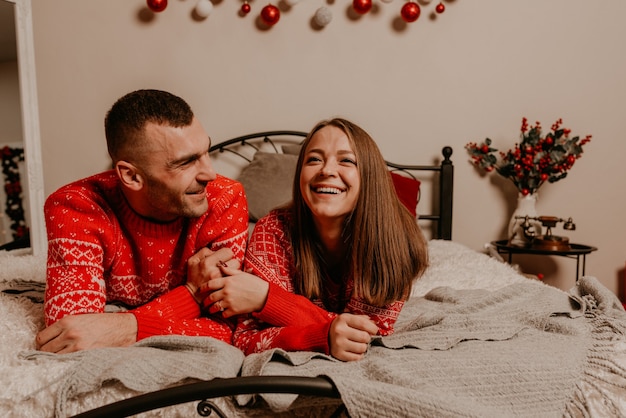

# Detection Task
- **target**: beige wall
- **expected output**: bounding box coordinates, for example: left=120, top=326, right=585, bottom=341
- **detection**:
left=30, top=0, right=626, bottom=296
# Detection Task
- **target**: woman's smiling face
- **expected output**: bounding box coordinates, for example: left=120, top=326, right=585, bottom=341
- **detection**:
left=300, top=125, right=360, bottom=226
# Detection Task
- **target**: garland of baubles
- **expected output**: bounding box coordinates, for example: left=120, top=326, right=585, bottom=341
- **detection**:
left=146, top=0, right=448, bottom=27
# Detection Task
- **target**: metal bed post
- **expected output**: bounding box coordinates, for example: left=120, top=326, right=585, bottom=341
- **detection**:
left=438, top=146, right=454, bottom=240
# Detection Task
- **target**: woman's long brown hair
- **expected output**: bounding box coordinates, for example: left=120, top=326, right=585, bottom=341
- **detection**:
left=289, top=118, right=428, bottom=307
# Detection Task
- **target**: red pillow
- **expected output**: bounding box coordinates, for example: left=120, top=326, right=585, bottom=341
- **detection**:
left=390, top=172, right=420, bottom=217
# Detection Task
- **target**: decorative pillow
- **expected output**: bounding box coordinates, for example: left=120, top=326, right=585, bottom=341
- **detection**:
left=281, top=144, right=302, bottom=155
left=239, top=148, right=421, bottom=221
left=237, top=152, right=298, bottom=221
left=390, top=172, right=420, bottom=217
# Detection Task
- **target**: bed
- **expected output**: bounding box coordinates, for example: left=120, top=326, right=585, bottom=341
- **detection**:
left=1, top=132, right=625, bottom=418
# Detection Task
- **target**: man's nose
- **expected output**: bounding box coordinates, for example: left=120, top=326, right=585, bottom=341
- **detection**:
left=198, top=153, right=217, bottom=182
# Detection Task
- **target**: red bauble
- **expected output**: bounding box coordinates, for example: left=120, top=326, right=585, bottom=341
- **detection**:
left=400, top=2, right=420, bottom=22
left=241, top=2, right=251, bottom=14
left=435, top=2, right=445, bottom=13
left=352, top=0, right=372, bottom=15
left=261, top=4, right=280, bottom=25
left=147, top=0, right=168, bottom=12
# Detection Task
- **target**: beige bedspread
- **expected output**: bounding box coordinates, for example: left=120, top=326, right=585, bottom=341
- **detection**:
left=1, top=241, right=625, bottom=417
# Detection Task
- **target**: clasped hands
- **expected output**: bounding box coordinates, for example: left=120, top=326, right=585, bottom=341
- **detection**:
left=188, top=248, right=378, bottom=361
left=35, top=247, right=267, bottom=354
left=185, top=247, right=269, bottom=318
left=36, top=247, right=378, bottom=361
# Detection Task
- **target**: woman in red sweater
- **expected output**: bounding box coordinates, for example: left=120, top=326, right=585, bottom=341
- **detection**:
left=227, top=118, right=429, bottom=361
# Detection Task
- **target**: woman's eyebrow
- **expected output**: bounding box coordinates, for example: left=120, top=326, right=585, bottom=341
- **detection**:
left=306, top=148, right=355, bottom=155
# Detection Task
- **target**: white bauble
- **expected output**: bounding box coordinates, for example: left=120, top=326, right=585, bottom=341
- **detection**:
left=314, top=7, right=332, bottom=26
left=195, top=0, right=213, bottom=18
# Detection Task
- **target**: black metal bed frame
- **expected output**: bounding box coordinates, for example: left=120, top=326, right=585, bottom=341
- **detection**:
left=72, top=131, right=454, bottom=418
left=208, top=130, right=454, bottom=240
left=74, top=376, right=342, bottom=418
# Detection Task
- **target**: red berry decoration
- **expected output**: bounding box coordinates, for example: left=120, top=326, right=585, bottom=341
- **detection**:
left=261, top=4, right=280, bottom=25
left=147, top=0, right=168, bottom=12
left=435, top=2, right=445, bottom=13
left=400, top=2, right=421, bottom=23
left=241, top=2, right=251, bottom=14
left=352, top=0, right=372, bottom=15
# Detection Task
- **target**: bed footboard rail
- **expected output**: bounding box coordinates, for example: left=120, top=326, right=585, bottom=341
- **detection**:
left=72, top=375, right=341, bottom=418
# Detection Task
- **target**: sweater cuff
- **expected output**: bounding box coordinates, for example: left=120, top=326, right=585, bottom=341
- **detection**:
left=256, top=283, right=326, bottom=326
left=132, top=286, right=201, bottom=340
left=257, top=284, right=293, bottom=321
left=302, top=321, right=333, bottom=354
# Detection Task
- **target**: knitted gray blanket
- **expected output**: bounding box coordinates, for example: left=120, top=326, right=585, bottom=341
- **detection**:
left=23, top=335, right=244, bottom=417
left=23, top=276, right=626, bottom=418
left=239, top=276, right=626, bottom=417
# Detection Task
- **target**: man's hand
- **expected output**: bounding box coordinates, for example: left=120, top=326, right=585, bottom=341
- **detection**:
left=36, top=313, right=137, bottom=353
left=186, top=248, right=240, bottom=299
left=329, top=313, right=378, bottom=362
left=200, top=264, right=269, bottom=317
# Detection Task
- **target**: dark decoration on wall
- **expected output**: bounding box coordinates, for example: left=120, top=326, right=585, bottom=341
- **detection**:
left=401, top=2, right=421, bottom=22
left=260, top=4, right=281, bottom=25
left=1, top=146, right=29, bottom=242
left=147, top=0, right=168, bottom=13
left=352, top=0, right=373, bottom=15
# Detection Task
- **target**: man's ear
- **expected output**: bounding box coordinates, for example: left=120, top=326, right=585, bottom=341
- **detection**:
left=115, top=160, right=144, bottom=191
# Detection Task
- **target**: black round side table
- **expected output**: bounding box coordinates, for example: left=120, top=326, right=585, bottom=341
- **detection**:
left=491, top=240, right=597, bottom=282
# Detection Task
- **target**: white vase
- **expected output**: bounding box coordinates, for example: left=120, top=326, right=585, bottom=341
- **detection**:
left=508, top=193, right=542, bottom=246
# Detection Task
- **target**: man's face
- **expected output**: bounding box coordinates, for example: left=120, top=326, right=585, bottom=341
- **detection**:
left=136, top=117, right=216, bottom=222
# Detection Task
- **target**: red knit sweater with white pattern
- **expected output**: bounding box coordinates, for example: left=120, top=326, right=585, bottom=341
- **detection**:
left=233, top=209, right=404, bottom=355
left=44, top=171, right=248, bottom=343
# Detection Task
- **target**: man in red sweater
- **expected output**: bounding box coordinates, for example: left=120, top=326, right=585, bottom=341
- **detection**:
left=36, top=89, right=252, bottom=353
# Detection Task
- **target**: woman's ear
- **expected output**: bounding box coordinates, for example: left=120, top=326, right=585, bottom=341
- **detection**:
left=115, top=160, right=143, bottom=191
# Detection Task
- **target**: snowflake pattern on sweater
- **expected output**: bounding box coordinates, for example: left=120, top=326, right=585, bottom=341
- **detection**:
left=233, top=209, right=403, bottom=355
left=44, top=171, right=248, bottom=342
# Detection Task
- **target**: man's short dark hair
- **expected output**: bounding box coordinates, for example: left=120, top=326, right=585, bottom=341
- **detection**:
left=105, top=89, right=194, bottom=162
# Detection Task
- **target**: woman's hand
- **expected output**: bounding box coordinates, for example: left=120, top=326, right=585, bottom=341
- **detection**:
left=186, top=247, right=240, bottom=301
left=329, top=313, right=379, bottom=361
left=199, top=264, right=270, bottom=317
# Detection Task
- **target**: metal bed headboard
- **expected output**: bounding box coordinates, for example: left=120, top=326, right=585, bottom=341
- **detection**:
left=209, top=130, right=453, bottom=240
left=209, top=130, right=307, bottom=162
